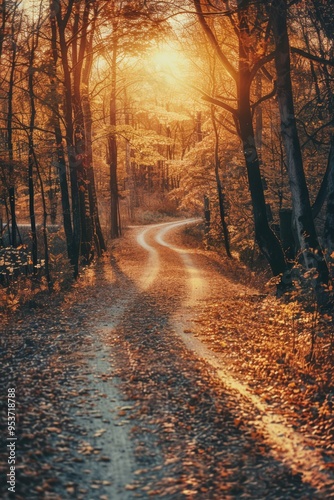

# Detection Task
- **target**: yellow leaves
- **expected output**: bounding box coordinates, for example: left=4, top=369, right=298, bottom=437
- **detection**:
left=134, top=468, right=148, bottom=476
left=4, top=293, right=20, bottom=311
left=182, top=489, right=197, bottom=496
left=162, top=422, right=175, bottom=433
left=266, top=274, right=283, bottom=287
left=77, top=441, right=97, bottom=455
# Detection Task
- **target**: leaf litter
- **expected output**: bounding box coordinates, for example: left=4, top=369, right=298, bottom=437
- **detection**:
left=0, top=222, right=333, bottom=499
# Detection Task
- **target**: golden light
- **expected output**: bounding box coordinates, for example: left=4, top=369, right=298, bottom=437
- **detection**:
left=150, top=43, right=188, bottom=76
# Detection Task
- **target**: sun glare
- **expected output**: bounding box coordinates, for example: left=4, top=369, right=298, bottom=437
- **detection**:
left=149, top=44, right=189, bottom=83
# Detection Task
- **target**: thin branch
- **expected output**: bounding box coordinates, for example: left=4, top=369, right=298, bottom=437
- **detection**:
left=193, top=0, right=238, bottom=82
left=251, top=81, right=277, bottom=115
left=250, top=50, right=276, bottom=82
left=312, top=137, right=334, bottom=218
left=300, top=118, right=334, bottom=149
left=261, top=65, right=274, bottom=82
left=291, top=46, right=334, bottom=67
left=201, top=93, right=238, bottom=117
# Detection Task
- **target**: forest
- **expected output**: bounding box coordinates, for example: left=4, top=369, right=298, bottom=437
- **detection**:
left=0, top=0, right=333, bottom=302
left=1, top=1, right=334, bottom=497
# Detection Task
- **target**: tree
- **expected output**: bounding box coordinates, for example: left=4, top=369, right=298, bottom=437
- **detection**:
left=211, top=105, right=231, bottom=258
left=98, top=0, right=170, bottom=238
left=26, top=4, right=41, bottom=275
left=192, top=0, right=288, bottom=279
left=270, top=0, right=329, bottom=293
left=53, top=0, right=106, bottom=275
left=49, top=0, right=74, bottom=262
left=1, top=0, right=23, bottom=247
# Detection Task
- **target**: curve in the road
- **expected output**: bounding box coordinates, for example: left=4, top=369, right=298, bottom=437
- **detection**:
left=153, top=218, right=206, bottom=306
left=145, top=219, right=334, bottom=492
left=136, top=224, right=160, bottom=290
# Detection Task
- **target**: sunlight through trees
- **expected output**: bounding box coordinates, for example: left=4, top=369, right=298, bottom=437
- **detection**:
left=0, top=0, right=333, bottom=307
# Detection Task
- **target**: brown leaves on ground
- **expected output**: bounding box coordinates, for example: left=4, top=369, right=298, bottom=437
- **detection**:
left=1, top=226, right=333, bottom=499
left=191, top=283, right=334, bottom=462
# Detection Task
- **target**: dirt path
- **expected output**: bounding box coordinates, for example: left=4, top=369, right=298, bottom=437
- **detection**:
left=146, top=221, right=333, bottom=491
left=1, top=219, right=333, bottom=499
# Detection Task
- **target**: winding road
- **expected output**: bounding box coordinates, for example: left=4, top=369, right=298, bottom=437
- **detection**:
left=136, top=221, right=331, bottom=486
left=90, top=219, right=334, bottom=498
left=2, top=219, right=334, bottom=499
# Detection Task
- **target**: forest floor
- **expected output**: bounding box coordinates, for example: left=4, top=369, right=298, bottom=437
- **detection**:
left=0, top=218, right=334, bottom=499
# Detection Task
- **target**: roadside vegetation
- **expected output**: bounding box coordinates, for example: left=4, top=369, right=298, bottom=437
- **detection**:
left=0, top=1, right=333, bottom=358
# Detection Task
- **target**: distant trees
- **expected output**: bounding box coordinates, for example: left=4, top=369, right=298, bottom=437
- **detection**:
left=98, top=0, right=170, bottom=237
left=0, top=0, right=333, bottom=303
left=0, top=0, right=185, bottom=285
left=0, top=0, right=22, bottom=249
left=0, top=0, right=109, bottom=281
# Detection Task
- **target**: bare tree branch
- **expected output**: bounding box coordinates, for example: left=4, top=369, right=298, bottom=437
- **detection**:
left=251, top=81, right=277, bottom=114
left=193, top=0, right=238, bottom=81
left=291, top=46, right=334, bottom=67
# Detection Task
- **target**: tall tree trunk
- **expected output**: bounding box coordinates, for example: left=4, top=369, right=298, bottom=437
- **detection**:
left=71, top=0, right=92, bottom=264
left=82, top=85, right=107, bottom=254
left=324, top=135, right=334, bottom=277
left=109, top=33, right=121, bottom=239
left=7, top=15, right=18, bottom=247
left=211, top=107, right=231, bottom=258
left=125, top=109, right=135, bottom=221
left=27, top=26, right=40, bottom=276
left=50, top=2, right=73, bottom=262
left=32, top=147, right=52, bottom=288
left=81, top=7, right=106, bottom=254
left=57, top=5, right=81, bottom=277
left=238, top=80, right=286, bottom=276
left=28, top=134, right=38, bottom=275
left=237, top=8, right=287, bottom=277
left=271, top=0, right=329, bottom=289
left=54, top=129, right=73, bottom=260
left=193, top=0, right=287, bottom=279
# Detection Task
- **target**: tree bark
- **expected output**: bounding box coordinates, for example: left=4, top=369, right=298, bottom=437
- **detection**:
left=28, top=73, right=38, bottom=274
left=56, top=1, right=81, bottom=277
left=81, top=6, right=106, bottom=254
left=109, top=32, right=121, bottom=239
left=71, top=0, right=93, bottom=264
left=193, top=0, right=287, bottom=278
left=7, top=10, right=19, bottom=247
left=211, top=107, right=232, bottom=258
left=237, top=8, right=287, bottom=277
left=271, top=0, right=329, bottom=288
left=324, top=135, right=334, bottom=277
left=50, top=2, right=73, bottom=262
left=238, top=79, right=287, bottom=276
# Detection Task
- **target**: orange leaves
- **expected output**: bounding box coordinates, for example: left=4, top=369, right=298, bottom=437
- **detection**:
left=46, top=427, right=62, bottom=434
